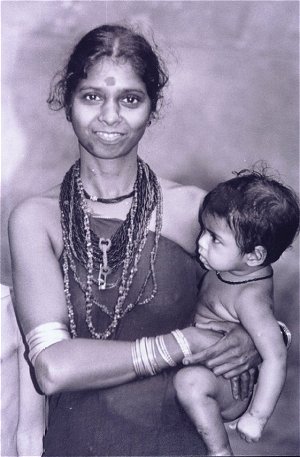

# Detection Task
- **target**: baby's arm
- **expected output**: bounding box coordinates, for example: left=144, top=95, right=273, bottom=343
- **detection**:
left=17, top=342, right=45, bottom=456
left=235, top=287, right=287, bottom=442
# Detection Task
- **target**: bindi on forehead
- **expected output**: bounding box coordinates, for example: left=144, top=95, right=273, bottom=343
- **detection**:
left=104, top=77, right=116, bottom=86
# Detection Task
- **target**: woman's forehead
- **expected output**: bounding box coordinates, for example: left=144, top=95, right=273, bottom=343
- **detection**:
left=104, top=76, right=116, bottom=86
left=84, top=58, right=143, bottom=86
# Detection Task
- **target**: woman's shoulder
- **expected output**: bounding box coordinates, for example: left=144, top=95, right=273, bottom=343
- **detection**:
left=8, top=185, right=62, bottom=254
left=159, top=177, right=207, bottom=201
left=157, top=177, right=207, bottom=254
left=9, top=185, right=61, bottom=227
left=159, top=177, right=207, bottom=219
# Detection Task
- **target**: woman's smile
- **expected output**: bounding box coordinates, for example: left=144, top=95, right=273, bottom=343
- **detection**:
left=94, top=130, right=125, bottom=144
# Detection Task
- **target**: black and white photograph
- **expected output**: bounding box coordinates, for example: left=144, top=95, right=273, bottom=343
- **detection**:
left=1, top=1, right=299, bottom=456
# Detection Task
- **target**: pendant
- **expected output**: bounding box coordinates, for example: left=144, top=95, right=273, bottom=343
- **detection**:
left=98, top=264, right=112, bottom=290
left=98, top=238, right=112, bottom=290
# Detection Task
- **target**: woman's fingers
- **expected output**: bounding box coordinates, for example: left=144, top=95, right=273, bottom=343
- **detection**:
left=230, top=373, right=249, bottom=400
left=229, top=368, right=257, bottom=400
left=183, top=335, right=230, bottom=365
left=240, top=371, right=251, bottom=400
left=196, top=320, right=235, bottom=335
left=247, top=367, right=258, bottom=395
left=184, top=338, right=245, bottom=373
left=230, top=376, right=241, bottom=400
left=222, top=364, right=250, bottom=379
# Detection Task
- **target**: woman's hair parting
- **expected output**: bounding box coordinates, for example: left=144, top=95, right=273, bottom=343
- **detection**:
left=47, top=24, right=169, bottom=121
left=199, top=167, right=300, bottom=264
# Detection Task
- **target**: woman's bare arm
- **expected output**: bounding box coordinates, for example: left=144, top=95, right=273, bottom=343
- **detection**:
left=9, top=199, right=139, bottom=394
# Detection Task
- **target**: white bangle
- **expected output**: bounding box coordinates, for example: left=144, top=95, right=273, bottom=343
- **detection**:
left=140, top=337, right=156, bottom=376
left=171, top=329, right=192, bottom=358
left=131, top=341, right=143, bottom=377
left=26, top=322, right=71, bottom=367
left=155, top=335, right=177, bottom=367
left=144, top=337, right=161, bottom=375
left=132, top=334, right=179, bottom=378
left=132, top=337, right=161, bottom=378
left=277, top=321, right=292, bottom=349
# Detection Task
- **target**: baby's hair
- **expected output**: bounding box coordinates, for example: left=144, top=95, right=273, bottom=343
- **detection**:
left=199, top=165, right=300, bottom=264
left=47, top=24, right=169, bottom=122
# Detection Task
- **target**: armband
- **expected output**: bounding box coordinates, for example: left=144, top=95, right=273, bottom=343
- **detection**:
left=277, top=321, right=292, bottom=349
left=26, top=322, right=71, bottom=367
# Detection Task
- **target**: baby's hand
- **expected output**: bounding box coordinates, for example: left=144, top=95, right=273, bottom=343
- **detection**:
left=236, top=412, right=267, bottom=443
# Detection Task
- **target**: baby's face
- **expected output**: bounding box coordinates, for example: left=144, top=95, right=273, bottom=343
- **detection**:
left=197, top=215, right=247, bottom=273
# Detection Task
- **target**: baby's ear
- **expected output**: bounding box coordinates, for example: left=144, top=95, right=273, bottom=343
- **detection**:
left=246, top=246, right=267, bottom=266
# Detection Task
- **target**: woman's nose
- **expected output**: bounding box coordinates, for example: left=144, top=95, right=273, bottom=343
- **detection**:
left=99, top=100, right=120, bottom=125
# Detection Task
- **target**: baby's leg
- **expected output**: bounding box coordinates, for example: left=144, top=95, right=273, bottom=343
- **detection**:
left=174, top=366, right=249, bottom=456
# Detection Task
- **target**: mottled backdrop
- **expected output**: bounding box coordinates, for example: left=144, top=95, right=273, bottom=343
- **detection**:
left=1, top=1, right=299, bottom=455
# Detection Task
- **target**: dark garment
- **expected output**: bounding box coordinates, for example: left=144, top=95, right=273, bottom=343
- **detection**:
left=43, top=218, right=207, bottom=456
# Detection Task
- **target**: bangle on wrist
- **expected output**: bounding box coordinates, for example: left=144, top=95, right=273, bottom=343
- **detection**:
left=132, top=337, right=162, bottom=378
left=155, top=335, right=177, bottom=367
left=277, top=321, right=292, bottom=349
left=132, top=334, right=178, bottom=378
left=171, top=329, right=192, bottom=358
left=131, top=329, right=193, bottom=379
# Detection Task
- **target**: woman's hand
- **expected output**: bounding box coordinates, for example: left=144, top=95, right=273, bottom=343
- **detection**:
left=184, top=321, right=261, bottom=375
left=183, top=322, right=261, bottom=400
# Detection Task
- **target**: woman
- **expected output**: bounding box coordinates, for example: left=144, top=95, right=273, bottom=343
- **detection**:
left=9, top=24, right=260, bottom=456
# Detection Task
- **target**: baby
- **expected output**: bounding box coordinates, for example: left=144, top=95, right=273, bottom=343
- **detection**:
left=174, top=169, right=299, bottom=456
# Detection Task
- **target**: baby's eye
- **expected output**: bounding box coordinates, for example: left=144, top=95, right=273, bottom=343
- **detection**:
left=211, top=234, right=220, bottom=244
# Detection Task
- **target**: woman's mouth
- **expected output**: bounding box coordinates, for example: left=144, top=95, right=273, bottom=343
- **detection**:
left=95, top=131, right=125, bottom=143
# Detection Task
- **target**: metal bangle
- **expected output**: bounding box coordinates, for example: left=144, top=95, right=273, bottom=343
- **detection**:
left=171, top=329, right=192, bottom=358
left=277, top=320, right=292, bottom=349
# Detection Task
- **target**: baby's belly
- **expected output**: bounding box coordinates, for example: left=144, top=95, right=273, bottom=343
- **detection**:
left=195, top=308, right=239, bottom=328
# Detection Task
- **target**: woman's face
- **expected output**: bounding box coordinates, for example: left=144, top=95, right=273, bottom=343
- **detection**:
left=70, top=58, right=152, bottom=160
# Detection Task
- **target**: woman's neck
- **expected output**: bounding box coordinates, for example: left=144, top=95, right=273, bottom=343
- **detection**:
left=80, top=154, right=138, bottom=198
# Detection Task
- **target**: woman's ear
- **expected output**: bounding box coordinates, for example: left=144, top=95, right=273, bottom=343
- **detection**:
left=245, top=246, right=267, bottom=266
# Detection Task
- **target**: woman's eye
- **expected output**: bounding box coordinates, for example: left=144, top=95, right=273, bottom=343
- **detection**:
left=122, top=95, right=140, bottom=105
left=84, top=94, right=101, bottom=102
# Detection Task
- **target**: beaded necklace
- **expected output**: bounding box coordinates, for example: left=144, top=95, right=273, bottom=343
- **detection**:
left=83, top=187, right=135, bottom=203
left=60, top=158, right=163, bottom=339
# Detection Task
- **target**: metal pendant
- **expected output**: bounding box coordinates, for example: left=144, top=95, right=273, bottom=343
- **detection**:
left=98, top=264, right=112, bottom=290
left=98, top=238, right=112, bottom=290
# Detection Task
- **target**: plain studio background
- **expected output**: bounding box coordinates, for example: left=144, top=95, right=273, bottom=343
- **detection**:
left=1, top=1, right=299, bottom=455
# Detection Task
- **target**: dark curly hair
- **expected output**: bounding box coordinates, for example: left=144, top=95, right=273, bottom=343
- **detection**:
left=199, top=167, right=300, bottom=264
left=47, top=24, right=169, bottom=122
